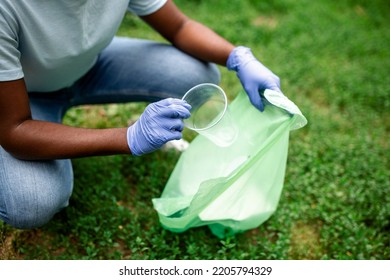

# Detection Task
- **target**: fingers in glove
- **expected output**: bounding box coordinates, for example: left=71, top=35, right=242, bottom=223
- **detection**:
left=155, top=98, right=191, bottom=110
left=158, top=105, right=191, bottom=119
left=160, top=118, right=185, bottom=132
left=148, top=99, right=191, bottom=118
left=165, top=130, right=183, bottom=142
left=246, top=88, right=265, bottom=112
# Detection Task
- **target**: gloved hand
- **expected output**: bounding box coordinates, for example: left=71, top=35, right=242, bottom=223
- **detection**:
left=227, top=46, right=281, bottom=111
left=127, top=98, right=191, bottom=156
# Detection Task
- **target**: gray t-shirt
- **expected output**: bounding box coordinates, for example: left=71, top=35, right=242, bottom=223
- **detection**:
left=0, top=0, right=167, bottom=92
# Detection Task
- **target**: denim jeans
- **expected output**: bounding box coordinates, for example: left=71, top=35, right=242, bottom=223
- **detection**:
left=0, top=37, right=220, bottom=229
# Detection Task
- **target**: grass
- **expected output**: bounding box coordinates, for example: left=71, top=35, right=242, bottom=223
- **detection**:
left=1, top=0, right=389, bottom=260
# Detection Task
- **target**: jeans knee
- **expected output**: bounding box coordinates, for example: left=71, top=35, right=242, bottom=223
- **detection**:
left=194, top=63, right=220, bottom=89
left=206, top=63, right=221, bottom=84
left=183, top=60, right=221, bottom=87
left=5, top=185, right=72, bottom=229
left=0, top=154, right=73, bottom=229
left=169, top=62, right=221, bottom=99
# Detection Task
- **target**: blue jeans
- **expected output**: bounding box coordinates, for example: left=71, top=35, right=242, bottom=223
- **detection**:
left=0, top=37, right=220, bottom=229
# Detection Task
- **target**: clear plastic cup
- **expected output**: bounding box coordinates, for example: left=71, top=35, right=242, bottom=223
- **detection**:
left=182, top=83, right=238, bottom=147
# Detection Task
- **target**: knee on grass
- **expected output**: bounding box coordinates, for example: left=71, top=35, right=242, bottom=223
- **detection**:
left=2, top=184, right=72, bottom=229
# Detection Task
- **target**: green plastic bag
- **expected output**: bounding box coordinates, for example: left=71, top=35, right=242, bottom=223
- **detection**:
left=152, top=89, right=307, bottom=238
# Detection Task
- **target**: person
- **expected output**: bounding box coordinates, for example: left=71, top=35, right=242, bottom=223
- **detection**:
left=0, top=0, right=281, bottom=229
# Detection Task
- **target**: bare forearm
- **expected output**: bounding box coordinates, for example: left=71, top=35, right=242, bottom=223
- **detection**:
left=3, top=119, right=129, bottom=160
left=172, top=19, right=235, bottom=66
left=141, top=1, right=235, bottom=66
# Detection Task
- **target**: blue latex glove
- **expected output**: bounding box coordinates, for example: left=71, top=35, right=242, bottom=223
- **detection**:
left=127, top=98, right=191, bottom=156
left=227, top=46, right=281, bottom=111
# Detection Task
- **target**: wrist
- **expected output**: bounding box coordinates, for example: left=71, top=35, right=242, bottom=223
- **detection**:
left=127, top=124, right=142, bottom=156
left=226, top=46, right=257, bottom=71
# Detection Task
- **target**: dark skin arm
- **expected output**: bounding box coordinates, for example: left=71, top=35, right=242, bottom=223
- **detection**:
left=141, top=0, right=235, bottom=66
left=0, top=0, right=235, bottom=160
left=0, top=79, right=129, bottom=160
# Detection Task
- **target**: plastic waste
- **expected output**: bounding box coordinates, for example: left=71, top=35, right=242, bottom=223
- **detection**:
left=152, top=89, right=307, bottom=238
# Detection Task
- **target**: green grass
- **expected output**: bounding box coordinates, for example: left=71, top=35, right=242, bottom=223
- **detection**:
left=1, top=0, right=389, bottom=260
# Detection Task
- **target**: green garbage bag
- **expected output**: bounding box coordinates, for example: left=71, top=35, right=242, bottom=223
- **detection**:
left=152, top=89, right=307, bottom=238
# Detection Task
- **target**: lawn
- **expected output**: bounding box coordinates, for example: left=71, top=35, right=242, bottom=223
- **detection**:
left=1, top=0, right=389, bottom=260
